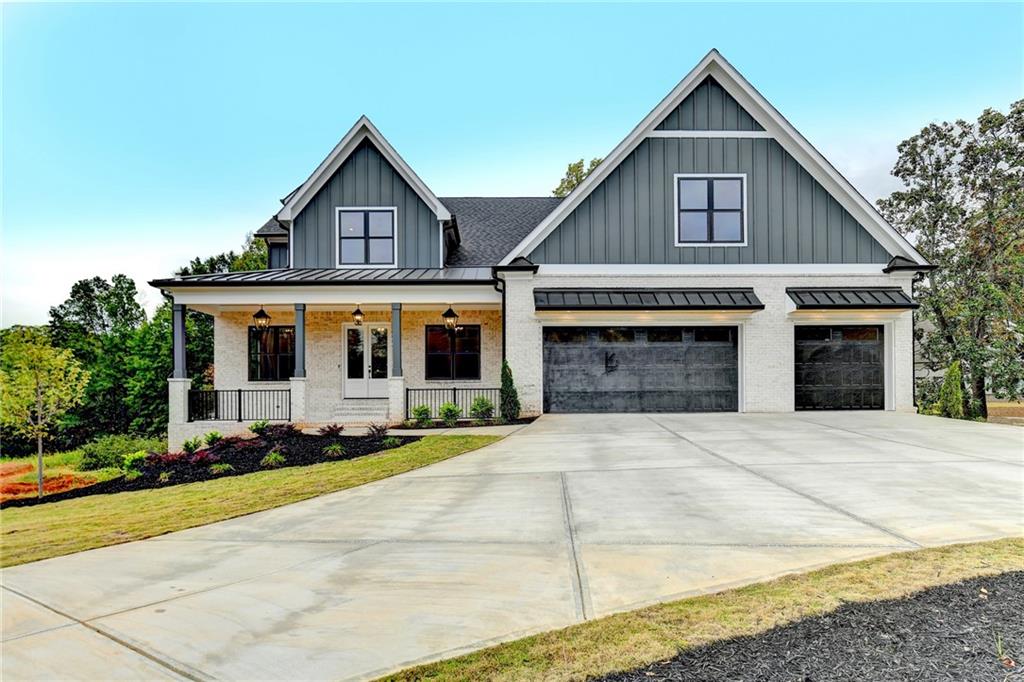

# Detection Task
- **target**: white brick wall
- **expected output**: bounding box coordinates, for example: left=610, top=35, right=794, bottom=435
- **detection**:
left=502, top=271, right=916, bottom=415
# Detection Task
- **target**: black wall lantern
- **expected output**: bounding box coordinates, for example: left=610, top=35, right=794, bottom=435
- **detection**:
left=352, top=305, right=364, bottom=326
left=442, top=306, right=459, bottom=331
left=253, top=306, right=271, bottom=329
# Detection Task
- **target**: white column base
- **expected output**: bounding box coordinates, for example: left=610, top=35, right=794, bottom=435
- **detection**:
left=290, top=377, right=307, bottom=423
left=388, top=376, right=406, bottom=424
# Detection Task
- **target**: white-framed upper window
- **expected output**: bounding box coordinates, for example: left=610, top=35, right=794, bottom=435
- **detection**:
left=335, top=207, right=398, bottom=268
left=674, top=174, right=747, bottom=246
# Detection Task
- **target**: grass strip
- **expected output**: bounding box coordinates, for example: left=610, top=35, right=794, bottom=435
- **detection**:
left=0, top=435, right=499, bottom=567
left=384, top=537, right=1024, bottom=682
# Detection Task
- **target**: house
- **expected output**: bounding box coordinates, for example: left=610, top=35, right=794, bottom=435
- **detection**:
left=151, top=50, right=931, bottom=449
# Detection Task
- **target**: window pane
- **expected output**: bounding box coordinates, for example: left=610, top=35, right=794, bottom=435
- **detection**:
left=276, top=328, right=295, bottom=354
left=341, top=239, right=365, bottom=264
left=370, top=327, right=388, bottom=378
left=713, top=179, right=742, bottom=209
left=841, top=327, right=879, bottom=342
left=599, top=328, right=635, bottom=343
left=368, top=238, right=393, bottom=264
left=712, top=212, right=742, bottom=242
left=339, top=212, right=365, bottom=237
left=454, top=326, right=480, bottom=353
left=425, top=354, right=452, bottom=380
left=796, top=326, right=832, bottom=343
left=454, top=354, right=480, bottom=380
left=647, top=327, right=682, bottom=343
left=368, top=211, right=393, bottom=237
left=278, top=353, right=295, bottom=380
left=679, top=179, right=707, bottom=209
left=695, top=327, right=732, bottom=343
left=544, top=328, right=588, bottom=344
left=426, top=327, right=451, bottom=353
left=680, top=211, right=708, bottom=242
left=347, top=329, right=364, bottom=379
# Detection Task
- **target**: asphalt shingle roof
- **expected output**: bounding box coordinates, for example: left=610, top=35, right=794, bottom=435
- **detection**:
left=441, top=197, right=562, bottom=266
left=255, top=217, right=288, bottom=237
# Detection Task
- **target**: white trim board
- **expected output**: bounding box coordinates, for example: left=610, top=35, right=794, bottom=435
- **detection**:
left=277, top=115, right=451, bottom=223
left=499, top=49, right=927, bottom=266
left=647, top=130, right=771, bottom=138
left=535, top=264, right=897, bottom=276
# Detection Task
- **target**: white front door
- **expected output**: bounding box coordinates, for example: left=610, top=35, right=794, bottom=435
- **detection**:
left=343, top=324, right=389, bottom=398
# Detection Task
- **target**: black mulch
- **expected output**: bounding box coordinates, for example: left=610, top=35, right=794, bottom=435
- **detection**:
left=602, top=571, right=1024, bottom=682
left=2, top=427, right=419, bottom=509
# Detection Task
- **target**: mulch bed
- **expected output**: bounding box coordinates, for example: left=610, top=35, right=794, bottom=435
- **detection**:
left=1, top=428, right=420, bottom=509
left=399, top=416, right=537, bottom=430
left=603, top=571, right=1024, bottom=682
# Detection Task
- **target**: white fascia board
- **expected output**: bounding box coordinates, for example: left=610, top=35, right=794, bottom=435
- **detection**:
left=277, top=116, right=451, bottom=223
left=166, top=284, right=499, bottom=307
left=500, top=50, right=927, bottom=266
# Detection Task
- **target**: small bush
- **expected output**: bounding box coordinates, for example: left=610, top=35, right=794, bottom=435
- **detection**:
left=182, top=437, right=203, bottom=455
left=232, top=437, right=264, bottom=453
left=366, top=422, right=389, bottom=439
left=318, top=423, right=345, bottom=436
left=209, top=463, right=235, bottom=476
left=381, top=436, right=402, bottom=449
left=157, top=471, right=173, bottom=484
left=260, top=450, right=286, bottom=468
left=79, top=434, right=165, bottom=471
left=266, top=423, right=299, bottom=440
left=122, top=450, right=148, bottom=475
left=249, top=420, right=270, bottom=435
left=411, top=404, right=433, bottom=428
left=500, top=360, right=521, bottom=421
left=204, top=431, right=223, bottom=447
left=146, top=451, right=186, bottom=469
left=322, top=443, right=346, bottom=458
left=439, top=402, right=461, bottom=427
left=938, top=360, right=965, bottom=419
left=189, top=450, right=219, bottom=466
left=469, top=396, right=495, bottom=421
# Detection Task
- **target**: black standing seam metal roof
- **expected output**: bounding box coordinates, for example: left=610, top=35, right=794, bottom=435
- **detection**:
left=786, top=287, right=918, bottom=309
left=533, top=288, right=764, bottom=311
left=149, top=267, right=494, bottom=288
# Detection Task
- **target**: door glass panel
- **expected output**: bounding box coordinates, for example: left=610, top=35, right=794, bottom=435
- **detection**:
left=347, top=329, right=364, bottom=379
left=370, top=327, right=388, bottom=379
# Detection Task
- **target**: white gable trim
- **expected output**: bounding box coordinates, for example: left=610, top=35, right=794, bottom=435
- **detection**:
left=276, top=115, right=451, bottom=223
left=500, top=50, right=927, bottom=266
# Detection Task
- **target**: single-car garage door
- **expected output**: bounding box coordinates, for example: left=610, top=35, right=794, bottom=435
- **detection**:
left=795, top=326, right=884, bottom=410
left=542, top=326, right=738, bottom=413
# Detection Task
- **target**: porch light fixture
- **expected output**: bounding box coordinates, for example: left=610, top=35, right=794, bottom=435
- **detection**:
left=352, top=306, right=364, bottom=326
left=253, top=306, right=271, bottom=330
left=441, top=306, right=459, bottom=331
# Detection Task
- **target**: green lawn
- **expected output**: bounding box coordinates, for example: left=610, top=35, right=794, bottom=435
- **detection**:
left=383, top=537, right=1024, bottom=682
left=0, top=435, right=499, bottom=567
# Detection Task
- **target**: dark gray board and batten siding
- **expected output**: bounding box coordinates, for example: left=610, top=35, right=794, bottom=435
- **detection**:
left=656, top=76, right=765, bottom=131
left=291, top=140, right=441, bottom=269
left=528, top=136, right=892, bottom=265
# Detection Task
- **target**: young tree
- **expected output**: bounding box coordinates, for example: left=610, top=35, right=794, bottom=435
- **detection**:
left=499, top=360, right=521, bottom=421
left=0, top=327, right=89, bottom=497
left=553, top=158, right=603, bottom=197
left=878, top=101, right=1024, bottom=418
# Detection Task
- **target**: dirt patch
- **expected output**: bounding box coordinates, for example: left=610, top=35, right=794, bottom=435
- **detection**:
left=603, top=571, right=1024, bottom=682
left=0, top=464, right=97, bottom=503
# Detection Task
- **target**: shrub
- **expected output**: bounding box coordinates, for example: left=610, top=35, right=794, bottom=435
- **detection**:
left=411, top=404, right=433, bottom=428
left=232, top=437, right=264, bottom=453
left=322, top=443, right=346, bottom=458
left=157, top=471, right=173, bottom=484
left=209, top=463, right=235, bottom=476
left=204, top=431, right=223, bottom=447
left=146, top=451, right=186, bottom=469
left=469, top=396, right=495, bottom=421
left=122, top=450, right=148, bottom=475
left=318, top=423, right=345, bottom=436
left=366, top=422, right=389, bottom=439
left=266, top=423, right=299, bottom=440
left=439, top=402, right=461, bottom=427
left=79, top=435, right=166, bottom=470
left=260, top=449, right=286, bottom=468
left=500, top=360, right=521, bottom=421
left=182, top=437, right=203, bottom=455
left=938, top=360, right=965, bottom=419
left=249, top=420, right=269, bottom=435
left=381, top=436, right=402, bottom=449
left=189, top=450, right=219, bottom=466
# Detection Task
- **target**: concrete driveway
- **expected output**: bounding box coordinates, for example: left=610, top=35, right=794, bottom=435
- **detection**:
left=3, top=412, right=1021, bottom=681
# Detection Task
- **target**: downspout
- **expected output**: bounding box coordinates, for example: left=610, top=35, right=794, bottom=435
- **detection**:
left=492, top=273, right=506, bottom=364
left=911, top=270, right=927, bottom=409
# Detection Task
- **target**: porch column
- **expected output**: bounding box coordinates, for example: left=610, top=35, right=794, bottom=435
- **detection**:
left=172, top=303, right=187, bottom=378
left=294, top=303, right=306, bottom=378
left=391, top=303, right=402, bottom=376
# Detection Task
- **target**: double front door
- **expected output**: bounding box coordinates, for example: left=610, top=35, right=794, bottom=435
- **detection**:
left=344, top=324, right=389, bottom=398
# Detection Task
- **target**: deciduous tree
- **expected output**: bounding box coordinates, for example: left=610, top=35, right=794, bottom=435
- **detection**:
left=553, top=158, right=603, bottom=197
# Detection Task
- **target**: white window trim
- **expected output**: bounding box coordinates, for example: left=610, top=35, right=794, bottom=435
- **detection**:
left=335, top=207, right=399, bottom=269
left=673, top=173, right=748, bottom=248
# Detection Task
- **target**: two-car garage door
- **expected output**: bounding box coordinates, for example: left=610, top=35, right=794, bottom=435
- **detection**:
left=542, top=326, right=738, bottom=413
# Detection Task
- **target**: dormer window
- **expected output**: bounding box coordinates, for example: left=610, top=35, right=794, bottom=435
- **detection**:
left=336, top=208, right=397, bottom=267
left=675, top=174, right=746, bottom=246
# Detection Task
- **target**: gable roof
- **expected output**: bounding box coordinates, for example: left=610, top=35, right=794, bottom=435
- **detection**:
left=441, top=197, right=563, bottom=266
left=499, top=50, right=927, bottom=266
left=276, top=115, right=451, bottom=223
left=255, top=216, right=288, bottom=238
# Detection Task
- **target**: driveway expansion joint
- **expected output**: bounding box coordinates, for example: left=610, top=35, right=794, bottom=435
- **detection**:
left=560, top=472, right=592, bottom=621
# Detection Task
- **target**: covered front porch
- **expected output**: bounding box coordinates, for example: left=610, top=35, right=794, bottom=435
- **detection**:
left=160, top=271, right=503, bottom=448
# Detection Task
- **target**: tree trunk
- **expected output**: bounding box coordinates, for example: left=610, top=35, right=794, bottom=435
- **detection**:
left=37, top=433, right=44, bottom=499
left=972, top=373, right=988, bottom=419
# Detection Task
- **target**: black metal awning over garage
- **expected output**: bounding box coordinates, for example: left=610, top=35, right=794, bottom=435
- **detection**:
left=786, top=288, right=918, bottom=310
left=533, top=288, right=764, bottom=311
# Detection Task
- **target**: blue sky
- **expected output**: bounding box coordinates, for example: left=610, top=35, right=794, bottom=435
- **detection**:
left=2, top=2, right=1021, bottom=325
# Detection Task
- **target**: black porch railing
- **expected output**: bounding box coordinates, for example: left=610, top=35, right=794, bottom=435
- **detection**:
left=188, top=389, right=291, bottom=422
left=406, top=387, right=500, bottom=419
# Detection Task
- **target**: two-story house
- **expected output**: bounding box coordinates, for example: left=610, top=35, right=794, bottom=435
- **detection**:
left=151, top=50, right=930, bottom=449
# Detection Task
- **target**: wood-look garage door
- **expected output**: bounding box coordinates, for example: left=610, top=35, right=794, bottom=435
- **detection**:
left=795, top=326, right=884, bottom=410
left=542, top=326, right=738, bottom=413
